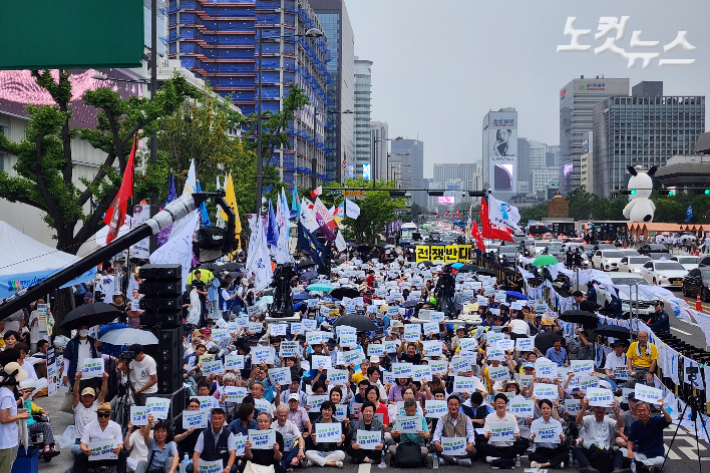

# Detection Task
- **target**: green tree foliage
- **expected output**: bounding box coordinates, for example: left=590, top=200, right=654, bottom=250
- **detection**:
left=324, top=178, right=407, bottom=244
left=0, top=70, right=200, bottom=254
left=519, top=203, right=548, bottom=223
left=566, top=188, right=628, bottom=221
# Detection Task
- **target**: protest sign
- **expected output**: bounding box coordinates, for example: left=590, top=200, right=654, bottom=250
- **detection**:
left=564, top=399, right=581, bottom=415
left=404, top=324, right=421, bottom=342
left=279, top=342, right=299, bottom=358
left=571, top=360, right=594, bottom=376
left=396, top=416, right=421, bottom=434
left=252, top=346, right=274, bottom=365
left=233, top=434, right=246, bottom=456
left=441, top=437, right=467, bottom=456
left=333, top=404, right=348, bottom=421
left=268, top=367, right=291, bottom=386
left=130, top=406, right=148, bottom=425
left=422, top=322, right=439, bottom=335
left=508, top=397, right=534, bottom=417
left=306, top=331, right=326, bottom=345
left=515, top=338, right=534, bottom=352
left=383, top=341, right=397, bottom=353
left=368, top=344, right=385, bottom=357
left=271, top=324, right=287, bottom=336
left=449, top=358, right=470, bottom=374
left=303, top=319, right=317, bottom=331
left=488, top=365, right=510, bottom=382
left=412, top=365, right=432, bottom=382
left=429, top=360, right=448, bottom=375
left=517, top=374, right=533, bottom=387
left=487, top=347, right=506, bottom=362
left=496, top=339, right=515, bottom=352
left=312, top=355, right=332, bottom=370
left=357, top=429, right=382, bottom=449
left=198, top=460, right=223, bottom=473
left=532, top=383, right=558, bottom=400
left=535, top=360, right=557, bottom=378
left=88, top=440, right=118, bottom=461
left=341, top=350, right=361, bottom=365
left=425, top=400, right=447, bottom=418
left=422, top=340, right=442, bottom=357
left=613, top=366, right=629, bottom=380
left=145, top=397, right=170, bottom=419
left=248, top=429, right=277, bottom=450
left=489, top=422, right=515, bottom=442
left=307, top=394, right=329, bottom=413
left=634, top=384, right=663, bottom=404
left=453, top=376, right=475, bottom=393
left=224, top=354, right=245, bottom=370
left=247, top=322, right=263, bottom=333
left=459, top=338, right=478, bottom=352
left=224, top=386, right=247, bottom=403
left=532, top=423, right=562, bottom=443
left=392, top=363, right=413, bottom=379
left=578, top=375, right=599, bottom=390
left=201, top=360, right=224, bottom=377
left=340, top=335, right=357, bottom=349
left=315, top=423, right=342, bottom=443
left=291, top=323, right=304, bottom=335
left=254, top=398, right=272, bottom=413
left=196, top=396, right=215, bottom=411
left=328, top=369, right=349, bottom=385
left=587, top=388, right=614, bottom=407
left=183, top=411, right=208, bottom=429
left=81, top=358, right=104, bottom=379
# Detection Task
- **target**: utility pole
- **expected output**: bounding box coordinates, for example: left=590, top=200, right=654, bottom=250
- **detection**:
left=255, top=29, right=264, bottom=216
left=149, top=0, right=158, bottom=253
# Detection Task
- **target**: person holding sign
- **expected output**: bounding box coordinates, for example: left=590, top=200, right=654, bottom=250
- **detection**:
left=347, top=401, right=385, bottom=464
left=626, top=331, right=658, bottom=389
left=188, top=408, right=238, bottom=473
left=133, top=414, right=180, bottom=473
left=431, top=395, right=476, bottom=466
left=305, top=401, right=346, bottom=468
left=175, top=399, right=205, bottom=459
left=75, top=402, right=126, bottom=473
left=528, top=399, right=566, bottom=469
left=245, top=412, right=285, bottom=473
left=572, top=398, right=627, bottom=473
left=389, top=398, right=429, bottom=464
left=604, top=341, right=628, bottom=393
left=481, top=393, right=527, bottom=463
left=625, top=398, right=672, bottom=469
left=272, top=405, right=306, bottom=470
left=71, top=370, right=109, bottom=455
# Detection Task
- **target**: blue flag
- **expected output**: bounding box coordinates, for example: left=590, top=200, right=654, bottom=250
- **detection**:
left=298, top=222, right=328, bottom=268
left=266, top=200, right=278, bottom=246
left=291, top=184, right=300, bottom=217
left=197, top=181, right=211, bottom=227
left=686, top=204, right=693, bottom=222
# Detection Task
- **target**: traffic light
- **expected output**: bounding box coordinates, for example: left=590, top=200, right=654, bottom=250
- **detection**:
left=620, top=190, right=636, bottom=195
left=657, top=189, right=674, bottom=196
left=435, top=214, right=439, bottom=218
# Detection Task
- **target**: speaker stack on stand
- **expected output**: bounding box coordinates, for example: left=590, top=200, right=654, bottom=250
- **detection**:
left=138, top=264, right=185, bottom=423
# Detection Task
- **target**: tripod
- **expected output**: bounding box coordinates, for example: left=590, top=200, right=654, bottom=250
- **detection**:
left=662, top=375, right=710, bottom=473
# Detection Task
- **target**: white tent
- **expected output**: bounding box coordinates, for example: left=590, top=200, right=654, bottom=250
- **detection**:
left=0, top=222, right=95, bottom=299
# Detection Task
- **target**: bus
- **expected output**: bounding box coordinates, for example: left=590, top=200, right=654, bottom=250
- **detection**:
left=401, top=222, right=418, bottom=241
left=527, top=220, right=578, bottom=239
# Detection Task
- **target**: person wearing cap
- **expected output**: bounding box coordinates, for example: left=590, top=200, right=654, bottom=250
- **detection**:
left=83, top=292, right=94, bottom=305
left=128, top=344, right=158, bottom=406
left=111, top=291, right=128, bottom=324
left=71, top=370, right=109, bottom=455
left=647, top=301, right=670, bottom=333
left=0, top=362, right=30, bottom=471
left=18, top=378, right=60, bottom=459
left=75, top=402, right=126, bottom=473
left=604, top=341, right=628, bottom=392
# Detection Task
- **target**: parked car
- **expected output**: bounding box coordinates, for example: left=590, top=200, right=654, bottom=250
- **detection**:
left=672, top=256, right=701, bottom=271
left=591, top=249, right=626, bottom=271
left=682, top=268, right=710, bottom=300
left=618, top=256, right=651, bottom=273
left=640, top=260, right=688, bottom=287
left=638, top=244, right=669, bottom=256
left=620, top=249, right=641, bottom=257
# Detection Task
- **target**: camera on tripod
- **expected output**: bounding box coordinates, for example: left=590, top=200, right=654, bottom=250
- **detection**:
left=118, top=350, right=136, bottom=361
left=686, top=365, right=699, bottom=378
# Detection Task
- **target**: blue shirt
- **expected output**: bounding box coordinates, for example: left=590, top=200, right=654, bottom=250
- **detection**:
left=628, top=416, right=670, bottom=458
left=145, top=439, right=178, bottom=469
left=545, top=347, right=568, bottom=367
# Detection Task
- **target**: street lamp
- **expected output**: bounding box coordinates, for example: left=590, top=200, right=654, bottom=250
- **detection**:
left=325, top=109, right=353, bottom=184
left=371, top=137, right=392, bottom=188
left=255, top=27, right=324, bottom=215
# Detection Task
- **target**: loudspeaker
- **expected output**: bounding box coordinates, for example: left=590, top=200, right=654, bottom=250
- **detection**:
left=144, top=327, right=183, bottom=394
left=138, top=281, right=182, bottom=297
left=139, top=264, right=182, bottom=280
left=140, top=296, right=183, bottom=312
left=139, top=310, right=182, bottom=328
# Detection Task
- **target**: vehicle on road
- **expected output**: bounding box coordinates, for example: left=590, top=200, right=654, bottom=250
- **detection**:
left=591, top=249, right=626, bottom=271
left=640, top=260, right=688, bottom=287
left=618, top=256, right=651, bottom=273
left=638, top=244, right=670, bottom=256
left=672, top=256, right=700, bottom=271
left=620, top=249, right=641, bottom=257
left=682, top=268, right=710, bottom=301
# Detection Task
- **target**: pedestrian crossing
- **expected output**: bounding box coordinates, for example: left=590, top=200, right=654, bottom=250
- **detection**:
left=664, top=426, right=710, bottom=461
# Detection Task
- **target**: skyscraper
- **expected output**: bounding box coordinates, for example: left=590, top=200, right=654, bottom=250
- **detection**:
left=433, top=163, right=478, bottom=191
left=482, top=108, right=518, bottom=201
left=311, top=0, right=355, bottom=183
left=354, top=57, right=372, bottom=179
left=167, top=0, right=330, bottom=189
left=559, top=76, right=629, bottom=195
left=370, top=121, right=388, bottom=181
left=391, top=138, right=425, bottom=207
left=592, top=81, right=705, bottom=199
left=517, top=138, right=530, bottom=194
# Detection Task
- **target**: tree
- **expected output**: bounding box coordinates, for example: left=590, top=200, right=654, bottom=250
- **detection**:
left=0, top=70, right=200, bottom=254
left=326, top=178, right=406, bottom=244
left=519, top=203, right=547, bottom=223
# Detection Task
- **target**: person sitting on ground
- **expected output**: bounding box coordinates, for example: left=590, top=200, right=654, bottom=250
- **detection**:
left=305, top=400, right=346, bottom=468
left=272, top=405, right=306, bottom=471
left=133, top=415, right=179, bottom=473
left=389, top=398, right=429, bottom=464
left=528, top=399, right=566, bottom=469
left=572, top=397, right=629, bottom=473
left=188, top=408, right=238, bottom=473
left=625, top=398, right=673, bottom=472
left=481, top=393, right=528, bottom=463
left=347, top=401, right=385, bottom=464
left=432, top=395, right=476, bottom=466
left=75, top=402, right=126, bottom=473
left=245, top=411, right=286, bottom=473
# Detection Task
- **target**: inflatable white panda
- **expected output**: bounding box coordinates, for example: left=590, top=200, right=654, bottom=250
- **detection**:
left=623, top=166, right=656, bottom=223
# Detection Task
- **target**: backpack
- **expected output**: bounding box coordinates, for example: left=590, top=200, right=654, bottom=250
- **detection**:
left=490, top=458, right=516, bottom=469
left=393, top=441, right=423, bottom=468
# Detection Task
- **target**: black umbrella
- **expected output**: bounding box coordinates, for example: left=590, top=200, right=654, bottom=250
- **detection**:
left=332, top=314, right=377, bottom=333
left=458, top=264, right=479, bottom=272
left=228, top=271, right=244, bottom=279
left=560, top=310, right=598, bottom=329
left=330, top=287, right=360, bottom=300
left=419, top=261, right=434, bottom=268
left=402, top=300, right=419, bottom=308
left=357, top=245, right=371, bottom=253
left=475, top=268, right=496, bottom=276
left=593, top=325, right=631, bottom=340
left=296, top=259, right=317, bottom=269
left=60, top=303, right=124, bottom=331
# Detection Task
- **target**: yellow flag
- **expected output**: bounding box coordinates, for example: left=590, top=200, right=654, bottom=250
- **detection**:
left=220, top=173, right=242, bottom=249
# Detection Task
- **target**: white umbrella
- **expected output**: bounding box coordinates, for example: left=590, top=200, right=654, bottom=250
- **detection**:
left=98, top=328, right=159, bottom=346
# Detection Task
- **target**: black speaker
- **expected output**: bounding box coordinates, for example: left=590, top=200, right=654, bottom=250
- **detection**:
left=139, top=264, right=182, bottom=280
left=139, top=281, right=182, bottom=297
left=144, top=327, right=183, bottom=394
left=139, top=311, right=182, bottom=328
left=140, top=296, right=183, bottom=312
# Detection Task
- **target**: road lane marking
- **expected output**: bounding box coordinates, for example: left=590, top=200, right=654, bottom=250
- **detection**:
left=672, top=327, right=693, bottom=336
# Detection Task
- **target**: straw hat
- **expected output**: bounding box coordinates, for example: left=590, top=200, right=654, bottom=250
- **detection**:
left=0, top=362, right=27, bottom=383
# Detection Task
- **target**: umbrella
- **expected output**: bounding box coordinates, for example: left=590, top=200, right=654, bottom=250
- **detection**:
left=297, top=259, right=317, bottom=269
left=330, top=287, right=360, bottom=300
left=458, top=264, right=479, bottom=272
left=293, top=294, right=310, bottom=301
left=418, top=261, right=434, bottom=268
left=559, top=310, right=599, bottom=329
left=475, top=268, right=496, bottom=276
left=332, top=314, right=377, bottom=333
left=533, top=255, right=559, bottom=267
left=307, top=283, right=333, bottom=292
left=60, top=303, right=124, bottom=331
left=99, top=328, right=159, bottom=346
left=402, top=300, right=419, bottom=308
left=451, top=263, right=464, bottom=270
left=229, top=271, right=244, bottom=279
left=593, top=325, right=631, bottom=340
left=505, top=291, right=528, bottom=300
left=399, top=241, right=411, bottom=246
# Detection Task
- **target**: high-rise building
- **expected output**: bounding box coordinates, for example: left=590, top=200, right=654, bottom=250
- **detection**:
left=559, top=76, right=629, bottom=195
left=433, top=163, right=478, bottom=191
left=354, top=57, right=372, bottom=179
left=311, top=0, right=354, bottom=183
left=546, top=145, right=559, bottom=168
left=167, top=0, right=330, bottom=189
left=580, top=132, right=593, bottom=193
left=592, top=81, right=705, bottom=199
left=391, top=137, right=425, bottom=207
left=482, top=108, right=518, bottom=201
left=517, top=138, right=530, bottom=193
left=145, top=0, right=166, bottom=56
left=529, top=140, right=548, bottom=169
left=370, top=121, right=388, bottom=181
left=531, top=168, right=559, bottom=194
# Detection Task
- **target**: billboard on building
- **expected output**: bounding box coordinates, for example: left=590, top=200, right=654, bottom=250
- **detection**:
left=362, top=163, right=371, bottom=181
left=438, top=196, right=455, bottom=204
left=488, top=117, right=517, bottom=192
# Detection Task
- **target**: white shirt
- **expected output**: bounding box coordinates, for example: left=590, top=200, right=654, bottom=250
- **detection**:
left=74, top=401, right=99, bottom=439
left=0, top=387, right=18, bottom=449
left=128, top=429, right=153, bottom=463
left=129, top=355, right=158, bottom=394
left=271, top=419, right=300, bottom=452
left=194, top=426, right=236, bottom=454
left=20, top=361, right=37, bottom=380
left=604, top=352, right=627, bottom=371
left=579, top=415, right=616, bottom=449
left=80, top=419, right=123, bottom=445
left=510, top=319, right=531, bottom=336
left=483, top=411, right=520, bottom=447
left=77, top=339, right=92, bottom=369
left=29, top=310, right=51, bottom=344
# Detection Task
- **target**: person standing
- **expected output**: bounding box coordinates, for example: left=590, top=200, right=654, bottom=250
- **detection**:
left=63, top=323, right=99, bottom=391
left=128, top=344, right=158, bottom=406
left=0, top=363, right=30, bottom=472
left=647, top=302, right=670, bottom=334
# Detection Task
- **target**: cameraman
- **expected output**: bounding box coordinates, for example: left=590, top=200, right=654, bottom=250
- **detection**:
left=127, top=344, right=158, bottom=406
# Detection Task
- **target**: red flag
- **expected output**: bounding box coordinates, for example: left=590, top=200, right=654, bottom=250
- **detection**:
left=481, top=198, right=514, bottom=243
left=103, top=136, right=137, bottom=244
left=310, top=186, right=322, bottom=198
left=472, top=222, right=486, bottom=252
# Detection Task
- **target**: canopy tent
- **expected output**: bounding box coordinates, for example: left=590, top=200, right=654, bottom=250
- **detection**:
left=0, top=222, right=96, bottom=299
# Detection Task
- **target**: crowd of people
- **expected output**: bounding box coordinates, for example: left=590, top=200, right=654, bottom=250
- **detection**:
left=0, top=246, right=678, bottom=473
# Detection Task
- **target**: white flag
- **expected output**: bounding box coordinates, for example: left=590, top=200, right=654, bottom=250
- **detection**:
left=247, top=215, right=273, bottom=292
left=345, top=198, right=360, bottom=219
left=487, top=195, right=521, bottom=232
left=300, top=198, right=320, bottom=232
left=149, top=210, right=200, bottom=289
left=334, top=231, right=347, bottom=252
left=183, top=159, right=197, bottom=196
left=314, top=197, right=337, bottom=229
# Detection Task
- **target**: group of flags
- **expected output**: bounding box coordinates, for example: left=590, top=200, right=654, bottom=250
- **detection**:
left=471, top=195, right=522, bottom=247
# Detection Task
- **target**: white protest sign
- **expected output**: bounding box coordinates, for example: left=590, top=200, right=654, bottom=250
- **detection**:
left=441, top=437, right=467, bottom=456
left=328, top=369, right=349, bottom=385
left=634, top=384, right=663, bottom=404
left=307, top=394, right=329, bottom=413
left=535, top=361, right=558, bottom=379
left=368, top=344, right=385, bottom=357
left=252, top=346, right=274, bottom=365
left=88, top=440, right=118, bottom=461
left=248, top=429, right=277, bottom=450
left=396, top=415, right=420, bottom=434
left=613, top=366, right=629, bottom=380
left=81, top=358, right=104, bottom=379
left=198, top=459, right=223, bottom=473
left=532, top=383, right=558, bottom=400
left=341, top=350, right=361, bottom=366
left=425, top=400, right=448, bottom=418
left=183, top=411, right=208, bottom=429
left=496, top=339, right=515, bottom=352
left=315, top=423, right=342, bottom=443
left=392, top=363, right=413, bottom=379
left=312, top=355, right=332, bottom=370
left=383, top=340, right=397, bottom=353
left=145, top=397, right=171, bottom=419
left=403, top=324, right=421, bottom=342
left=422, top=340, right=442, bottom=357
left=508, top=396, right=534, bottom=417
left=224, top=354, right=245, bottom=370
left=487, top=347, right=506, bottom=362
left=233, top=434, right=246, bottom=456
left=453, top=376, right=475, bottom=393
left=271, top=324, right=287, bottom=336
left=517, top=374, right=534, bottom=387
left=303, top=319, right=317, bottom=331
left=515, top=338, right=534, bottom=352
left=340, top=335, right=357, bottom=349
left=450, top=358, right=470, bottom=374
left=412, top=365, right=432, bottom=382
left=269, top=367, right=292, bottom=386
left=571, top=360, right=594, bottom=376
left=201, top=360, right=224, bottom=376
left=130, top=406, right=148, bottom=426
left=564, top=399, right=581, bottom=415
left=489, top=422, right=515, bottom=442
left=196, top=396, right=215, bottom=411
left=430, top=360, right=448, bottom=375
left=279, top=342, right=299, bottom=358
left=459, top=338, right=478, bottom=353
left=356, top=429, right=381, bottom=449
left=532, top=422, right=562, bottom=443
left=254, top=398, right=272, bottom=413
left=587, top=388, right=614, bottom=407
left=488, top=365, right=510, bottom=383
left=578, top=375, right=599, bottom=390
left=224, top=386, right=247, bottom=403
left=291, top=323, right=304, bottom=335
left=422, top=322, right=439, bottom=335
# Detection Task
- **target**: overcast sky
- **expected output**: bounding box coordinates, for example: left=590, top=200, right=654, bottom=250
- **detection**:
left=346, top=0, right=710, bottom=179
